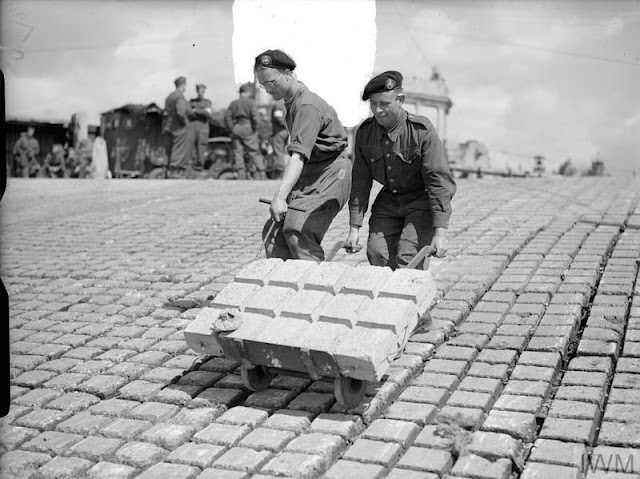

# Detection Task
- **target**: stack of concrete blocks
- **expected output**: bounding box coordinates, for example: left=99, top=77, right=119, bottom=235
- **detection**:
left=185, top=258, right=437, bottom=383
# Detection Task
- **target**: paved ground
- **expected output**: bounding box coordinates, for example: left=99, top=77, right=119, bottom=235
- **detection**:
left=2, top=176, right=640, bottom=479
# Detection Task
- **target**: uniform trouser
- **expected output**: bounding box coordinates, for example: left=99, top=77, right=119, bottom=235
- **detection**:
left=262, top=201, right=342, bottom=261
left=168, top=126, right=194, bottom=169
left=192, top=122, right=209, bottom=165
left=262, top=154, right=351, bottom=261
left=231, top=122, right=265, bottom=176
left=270, top=129, right=288, bottom=174
left=367, top=190, right=435, bottom=270
left=15, top=154, right=30, bottom=177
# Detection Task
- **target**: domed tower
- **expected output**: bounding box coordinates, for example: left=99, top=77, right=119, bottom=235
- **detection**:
left=402, top=67, right=453, bottom=143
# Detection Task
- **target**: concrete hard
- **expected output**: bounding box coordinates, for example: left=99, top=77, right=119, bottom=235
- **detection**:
left=184, top=258, right=437, bottom=383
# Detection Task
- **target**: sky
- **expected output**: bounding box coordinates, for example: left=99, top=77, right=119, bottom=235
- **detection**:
left=1, top=0, right=639, bottom=174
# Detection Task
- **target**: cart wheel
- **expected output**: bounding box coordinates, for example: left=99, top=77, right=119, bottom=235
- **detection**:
left=241, top=365, right=274, bottom=392
left=334, top=377, right=367, bottom=408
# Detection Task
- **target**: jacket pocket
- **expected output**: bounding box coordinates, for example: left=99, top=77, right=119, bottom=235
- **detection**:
left=399, top=147, right=422, bottom=165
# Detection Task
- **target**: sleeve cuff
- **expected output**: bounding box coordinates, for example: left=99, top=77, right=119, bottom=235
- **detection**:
left=349, top=211, right=364, bottom=227
left=433, top=213, right=450, bottom=229
left=286, top=143, right=312, bottom=161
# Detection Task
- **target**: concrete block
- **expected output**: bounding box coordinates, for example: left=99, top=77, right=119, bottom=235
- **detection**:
left=234, top=258, right=283, bottom=286
left=482, top=410, right=538, bottom=442
left=297, top=322, right=350, bottom=378
left=245, top=317, right=309, bottom=371
left=361, top=419, right=420, bottom=446
left=528, top=438, right=586, bottom=467
left=341, top=264, right=393, bottom=298
left=467, top=431, right=523, bottom=461
left=302, top=261, right=353, bottom=295
left=211, top=282, right=260, bottom=310
left=184, top=307, right=235, bottom=356
left=357, top=297, right=417, bottom=336
left=226, top=313, right=270, bottom=341
left=520, top=463, right=579, bottom=479
left=220, top=313, right=273, bottom=362
left=396, top=446, right=453, bottom=474
left=268, top=259, right=317, bottom=290
left=332, top=327, right=397, bottom=381
left=379, top=268, right=437, bottom=305
left=317, top=294, right=371, bottom=327
left=342, top=438, right=403, bottom=465
left=243, top=286, right=295, bottom=317
left=279, top=289, right=333, bottom=322
left=539, top=417, right=598, bottom=444
left=450, top=454, right=511, bottom=478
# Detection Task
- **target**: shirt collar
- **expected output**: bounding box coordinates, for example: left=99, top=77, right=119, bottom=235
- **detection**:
left=285, top=83, right=307, bottom=107
left=378, top=109, right=408, bottom=143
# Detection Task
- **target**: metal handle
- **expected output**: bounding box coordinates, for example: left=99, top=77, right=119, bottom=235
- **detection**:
left=259, top=198, right=307, bottom=213
left=406, top=245, right=437, bottom=270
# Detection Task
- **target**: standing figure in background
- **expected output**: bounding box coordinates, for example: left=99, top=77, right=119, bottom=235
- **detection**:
left=163, top=76, right=193, bottom=173
left=225, top=82, right=266, bottom=179
left=269, top=100, right=288, bottom=179
left=189, top=83, right=213, bottom=168
left=12, top=126, right=40, bottom=177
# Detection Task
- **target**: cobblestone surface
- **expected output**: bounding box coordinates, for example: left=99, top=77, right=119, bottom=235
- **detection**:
left=2, top=177, right=640, bottom=478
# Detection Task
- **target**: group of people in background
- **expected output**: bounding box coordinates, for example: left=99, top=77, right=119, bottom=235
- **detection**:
left=11, top=126, right=96, bottom=179
left=163, top=76, right=287, bottom=179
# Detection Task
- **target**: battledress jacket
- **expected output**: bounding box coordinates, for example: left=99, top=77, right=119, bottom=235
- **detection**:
left=283, top=83, right=351, bottom=217
left=349, top=109, right=456, bottom=228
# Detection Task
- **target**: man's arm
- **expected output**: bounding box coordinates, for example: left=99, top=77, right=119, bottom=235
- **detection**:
left=420, top=127, right=456, bottom=257
left=345, top=128, right=373, bottom=251
left=224, top=103, right=234, bottom=132
left=270, top=152, right=304, bottom=222
left=176, top=97, right=190, bottom=127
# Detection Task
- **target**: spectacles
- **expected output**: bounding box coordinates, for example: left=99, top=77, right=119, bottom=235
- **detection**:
left=259, top=73, right=282, bottom=89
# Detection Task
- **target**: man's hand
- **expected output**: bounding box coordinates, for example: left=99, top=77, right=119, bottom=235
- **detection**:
left=430, top=227, right=448, bottom=258
left=345, top=226, right=360, bottom=253
left=270, top=195, right=288, bottom=223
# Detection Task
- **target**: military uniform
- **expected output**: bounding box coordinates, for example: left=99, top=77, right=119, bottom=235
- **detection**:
left=270, top=100, right=288, bottom=178
left=225, top=85, right=266, bottom=179
left=350, top=72, right=456, bottom=270
left=12, top=132, right=40, bottom=177
left=163, top=77, right=193, bottom=170
left=189, top=84, right=213, bottom=167
left=256, top=49, right=352, bottom=262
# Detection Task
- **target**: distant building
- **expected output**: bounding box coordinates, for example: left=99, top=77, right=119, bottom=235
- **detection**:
left=402, top=67, right=453, bottom=142
left=100, top=103, right=166, bottom=177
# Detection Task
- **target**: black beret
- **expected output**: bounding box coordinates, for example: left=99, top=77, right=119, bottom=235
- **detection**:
left=196, top=83, right=206, bottom=89
left=362, top=71, right=403, bottom=101
left=174, top=76, right=187, bottom=86
left=255, top=49, right=296, bottom=71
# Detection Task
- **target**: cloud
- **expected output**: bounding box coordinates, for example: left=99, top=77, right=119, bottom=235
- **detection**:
left=602, top=16, right=625, bottom=37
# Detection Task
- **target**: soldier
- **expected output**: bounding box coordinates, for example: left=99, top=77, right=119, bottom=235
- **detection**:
left=163, top=76, right=193, bottom=173
left=269, top=100, right=288, bottom=179
left=224, top=82, right=266, bottom=179
left=255, top=49, right=352, bottom=261
left=43, top=144, right=67, bottom=178
left=345, top=71, right=456, bottom=269
left=12, top=126, right=40, bottom=177
left=189, top=84, right=213, bottom=168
